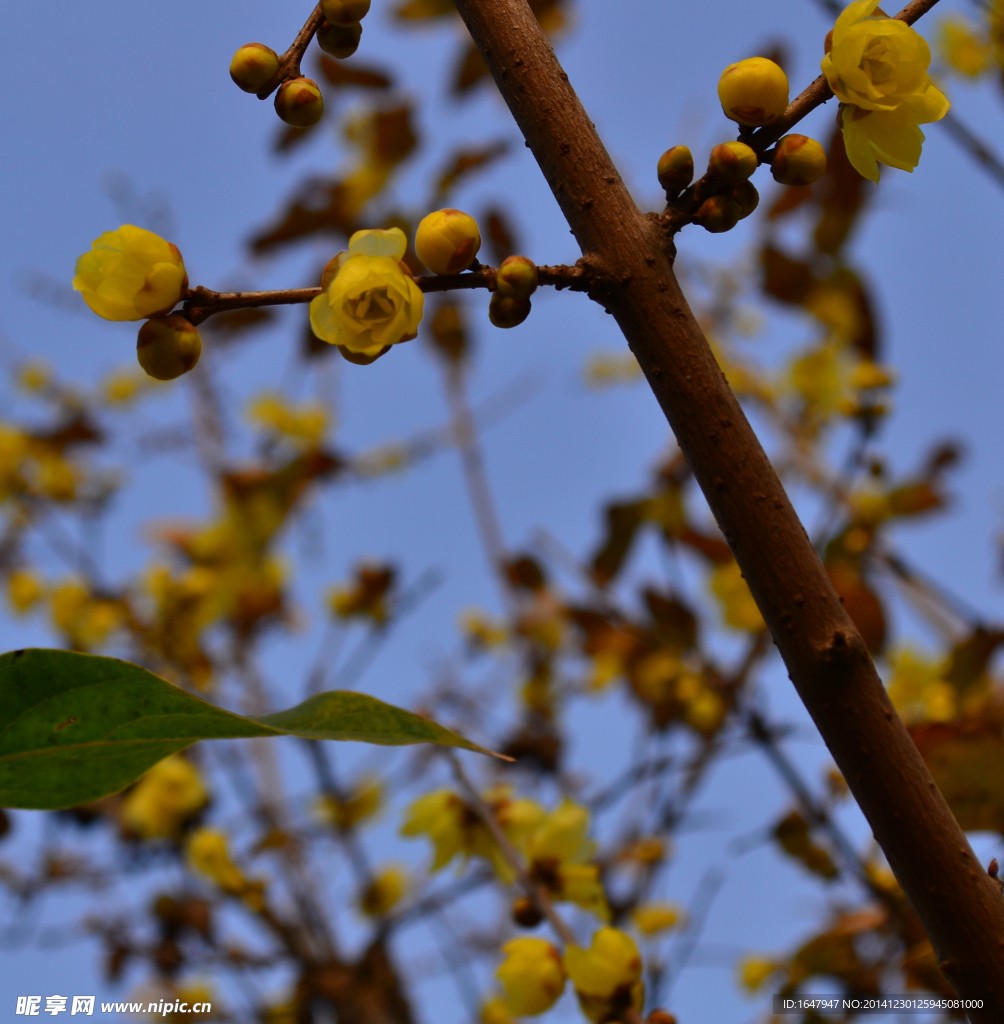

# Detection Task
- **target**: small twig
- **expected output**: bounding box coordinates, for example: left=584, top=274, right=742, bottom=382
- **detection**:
left=182, top=264, right=590, bottom=325
left=256, top=3, right=325, bottom=100
left=445, top=750, right=577, bottom=947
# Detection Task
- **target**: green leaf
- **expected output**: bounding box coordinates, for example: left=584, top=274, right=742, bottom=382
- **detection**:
left=0, top=649, right=500, bottom=811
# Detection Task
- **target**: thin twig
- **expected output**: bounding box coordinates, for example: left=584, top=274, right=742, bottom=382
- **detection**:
left=256, top=4, right=325, bottom=100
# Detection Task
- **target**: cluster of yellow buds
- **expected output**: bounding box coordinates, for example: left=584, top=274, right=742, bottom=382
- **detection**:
left=661, top=55, right=831, bottom=232
left=310, top=227, right=424, bottom=363
left=73, top=225, right=202, bottom=383
left=231, top=1, right=374, bottom=129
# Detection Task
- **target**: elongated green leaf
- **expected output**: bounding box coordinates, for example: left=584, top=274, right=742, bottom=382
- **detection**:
left=0, top=649, right=498, bottom=810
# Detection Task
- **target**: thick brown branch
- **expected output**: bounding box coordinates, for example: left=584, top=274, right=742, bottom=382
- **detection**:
left=664, top=0, right=946, bottom=231
left=183, top=264, right=589, bottom=325
left=451, top=0, right=1004, bottom=1016
left=256, top=3, right=325, bottom=100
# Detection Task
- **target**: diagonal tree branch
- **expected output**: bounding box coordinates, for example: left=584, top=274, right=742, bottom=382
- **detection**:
left=449, top=0, right=1004, bottom=1016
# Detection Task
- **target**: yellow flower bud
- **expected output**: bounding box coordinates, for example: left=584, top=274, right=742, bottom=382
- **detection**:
left=693, top=194, right=741, bottom=234
left=565, top=928, right=644, bottom=1023
left=229, top=43, right=279, bottom=93
left=7, top=569, right=43, bottom=614
left=317, top=20, right=363, bottom=59
left=274, top=77, right=324, bottom=128
left=321, top=0, right=371, bottom=25
left=496, top=256, right=538, bottom=299
left=631, top=901, right=685, bottom=936
left=489, top=294, right=531, bottom=329
left=136, top=315, right=202, bottom=381
left=708, top=141, right=758, bottom=182
left=415, top=209, right=482, bottom=275
left=718, top=57, right=789, bottom=126
left=359, top=864, right=408, bottom=917
left=73, top=224, right=187, bottom=322
left=657, top=145, right=694, bottom=193
left=481, top=997, right=516, bottom=1024
left=310, top=228, right=424, bottom=355
left=730, top=179, right=760, bottom=220
left=497, top=938, right=566, bottom=1016
left=771, top=134, right=827, bottom=186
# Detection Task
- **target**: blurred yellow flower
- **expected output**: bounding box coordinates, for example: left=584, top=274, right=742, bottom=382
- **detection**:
left=248, top=393, right=329, bottom=447
left=822, top=0, right=949, bottom=181
left=121, top=755, right=208, bottom=839
left=631, top=901, right=686, bottom=936
left=938, top=15, right=992, bottom=77
left=7, top=568, right=44, bottom=614
left=186, top=828, right=255, bottom=903
left=102, top=368, right=149, bottom=407
left=359, top=864, right=409, bottom=917
left=314, top=776, right=383, bottom=830
left=564, top=928, right=644, bottom=1023
left=50, top=579, right=122, bottom=650
left=497, top=938, right=566, bottom=1016
left=709, top=560, right=764, bottom=633
left=310, top=228, right=424, bottom=356
left=886, top=647, right=956, bottom=724
left=17, top=361, right=51, bottom=393
left=73, top=225, right=188, bottom=321
left=460, top=608, right=508, bottom=649
left=480, top=996, right=516, bottom=1024
left=738, top=955, right=779, bottom=993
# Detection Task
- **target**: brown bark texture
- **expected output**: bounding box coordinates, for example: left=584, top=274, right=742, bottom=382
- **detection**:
left=450, top=0, right=1004, bottom=1016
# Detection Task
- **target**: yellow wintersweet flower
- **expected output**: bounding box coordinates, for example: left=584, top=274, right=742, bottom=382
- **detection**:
left=496, top=937, right=566, bottom=1016
left=631, top=901, right=686, bottom=936
left=886, top=647, right=956, bottom=724
left=7, top=568, right=44, bottom=614
left=460, top=608, right=508, bottom=649
left=564, top=928, right=644, bottom=1024
left=248, top=393, right=329, bottom=447
left=709, top=560, right=765, bottom=633
left=16, top=361, right=52, bottom=394
left=101, top=368, right=149, bottom=407
left=738, top=955, right=779, bottom=993
left=73, top=225, right=188, bottom=321
left=821, top=0, right=950, bottom=182
left=49, top=579, right=121, bottom=650
left=309, top=227, right=424, bottom=356
left=938, top=15, right=992, bottom=77
left=121, top=755, right=209, bottom=839
left=359, top=864, right=409, bottom=917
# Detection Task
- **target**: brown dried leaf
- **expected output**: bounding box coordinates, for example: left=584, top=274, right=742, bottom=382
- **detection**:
left=590, top=500, right=647, bottom=588
left=427, top=300, right=469, bottom=364
left=773, top=811, right=839, bottom=881
left=452, top=42, right=491, bottom=94
left=826, top=561, right=886, bottom=654
left=394, top=0, right=455, bottom=20
left=484, top=207, right=520, bottom=264
left=434, top=141, right=511, bottom=203
left=316, top=56, right=393, bottom=89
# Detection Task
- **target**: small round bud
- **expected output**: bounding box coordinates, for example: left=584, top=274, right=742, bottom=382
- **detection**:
left=730, top=179, right=760, bottom=220
left=317, top=20, right=362, bottom=59
left=512, top=896, right=544, bottom=928
left=647, top=1013, right=678, bottom=1024
left=229, top=43, right=279, bottom=93
left=496, top=256, right=538, bottom=299
left=415, top=209, right=482, bottom=275
left=657, top=146, right=694, bottom=193
left=718, top=57, right=789, bottom=127
left=321, top=0, right=371, bottom=24
left=693, top=195, right=741, bottom=234
left=771, top=134, right=827, bottom=186
left=274, top=77, right=324, bottom=127
left=489, top=293, right=531, bottom=329
left=708, top=141, right=758, bottom=183
left=136, top=315, right=202, bottom=381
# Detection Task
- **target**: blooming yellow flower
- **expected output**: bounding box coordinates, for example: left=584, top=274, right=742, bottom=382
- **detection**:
left=821, top=0, right=950, bottom=182
left=631, top=901, right=686, bottom=936
left=938, top=15, right=992, bottom=77
left=564, top=928, right=644, bottom=1023
left=73, top=225, right=188, bottom=321
left=497, top=938, right=566, bottom=1016
left=309, top=227, right=424, bottom=356
left=121, top=755, right=209, bottom=839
